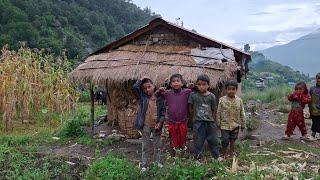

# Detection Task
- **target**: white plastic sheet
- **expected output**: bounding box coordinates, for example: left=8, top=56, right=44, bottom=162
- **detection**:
left=191, top=47, right=235, bottom=64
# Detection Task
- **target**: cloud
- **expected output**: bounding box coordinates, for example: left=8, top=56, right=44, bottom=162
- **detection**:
left=286, top=7, right=303, bottom=12
left=250, top=12, right=272, bottom=16
left=229, top=23, right=320, bottom=50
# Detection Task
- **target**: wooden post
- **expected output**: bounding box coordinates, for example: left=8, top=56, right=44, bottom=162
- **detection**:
left=90, top=83, right=95, bottom=136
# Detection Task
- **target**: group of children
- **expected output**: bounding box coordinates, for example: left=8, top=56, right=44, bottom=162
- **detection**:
left=284, top=73, right=320, bottom=141
left=134, top=72, right=320, bottom=171
left=134, top=73, right=245, bottom=171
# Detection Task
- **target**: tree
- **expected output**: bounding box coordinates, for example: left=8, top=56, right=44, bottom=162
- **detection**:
left=244, top=44, right=250, bottom=52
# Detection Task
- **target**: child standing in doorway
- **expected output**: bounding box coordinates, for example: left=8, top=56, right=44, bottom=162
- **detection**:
left=134, top=77, right=165, bottom=171
left=217, top=80, right=246, bottom=158
left=309, top=73, right=320, bottom=140
left=188, top=74, right=220, bottom=160
left=157, top=74, right=192, bottom=155
left=283, top=82, right=311, bottom=140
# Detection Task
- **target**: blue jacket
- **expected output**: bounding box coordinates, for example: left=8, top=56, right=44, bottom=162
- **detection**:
left=133, top=80, right=166, bottom=130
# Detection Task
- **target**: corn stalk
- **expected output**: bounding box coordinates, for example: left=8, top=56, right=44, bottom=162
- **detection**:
left=0, top=45, right=78, bottom=131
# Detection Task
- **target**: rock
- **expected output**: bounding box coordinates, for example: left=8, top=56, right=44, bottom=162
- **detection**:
left=98, top=132, right=106, bottom=138
left=112, top=129, right=118, bottom=134
left=107, top=133, right=126, bottom=141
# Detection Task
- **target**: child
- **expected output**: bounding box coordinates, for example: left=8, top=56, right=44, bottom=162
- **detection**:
left=157, top=74, right=192, bottom=155
left=284, top=82, right=311, bottom=140
left=309, top=73, right=320, bottom=139
left=217, top=80, right=246, bottom=158
left=188, top=74, right=219, bottom=160
left=133, top=77, right=165, bottom=171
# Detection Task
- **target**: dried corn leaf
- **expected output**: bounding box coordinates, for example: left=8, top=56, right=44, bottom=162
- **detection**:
left=231, top=157, right=238, bottom=174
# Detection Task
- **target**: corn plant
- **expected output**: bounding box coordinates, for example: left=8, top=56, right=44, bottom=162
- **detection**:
left=0, top=45, right=78, bottom=131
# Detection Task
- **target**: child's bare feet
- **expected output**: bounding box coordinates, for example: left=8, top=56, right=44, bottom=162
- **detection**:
left=305, top=135, right=317, bottom=141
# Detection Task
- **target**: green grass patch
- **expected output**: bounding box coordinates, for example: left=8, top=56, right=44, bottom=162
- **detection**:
left=0, top=136, right=86, bottom=179
left=78, top=90, right=90, bottom=102
left=76, top=135, right=116, bottom=148
left=86, top=154, right=141, bottom=180
left=243, top=85, right=291, bottom=104
left=57, top=103, right=107, bottom=138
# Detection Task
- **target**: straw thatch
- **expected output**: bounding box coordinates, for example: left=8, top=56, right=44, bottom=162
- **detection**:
left=70, top=45, right=240, bottom=88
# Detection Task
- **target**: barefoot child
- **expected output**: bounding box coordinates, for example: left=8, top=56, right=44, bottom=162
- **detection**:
left=217, top=80, right=246, bottom=158
left=284, top=82, right=311, bottom=140
left=134, top=77, right=165, bottom=171
left=157, top=74, right=192, bottom=155
left=188, top=74, right=219, bottom=160
left=310, top=73, right=320, bottom=139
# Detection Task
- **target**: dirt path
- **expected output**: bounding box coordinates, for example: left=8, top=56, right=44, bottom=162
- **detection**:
left=246, top=106, right=320, bottom=147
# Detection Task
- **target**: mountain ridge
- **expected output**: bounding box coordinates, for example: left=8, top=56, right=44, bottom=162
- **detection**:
left=261, top=28, right=320, bottom=76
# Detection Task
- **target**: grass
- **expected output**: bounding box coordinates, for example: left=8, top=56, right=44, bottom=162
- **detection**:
left=0, top=103, right=107, bottom=137
left=76, top=135, right=116, bottom=148
left=86, top=154, right=142, bottom=180
left=0, top=135, right=86, bottom=179
left=83, top=140, right=320, bottom=179
left=242, top=85, right=291, bottom=104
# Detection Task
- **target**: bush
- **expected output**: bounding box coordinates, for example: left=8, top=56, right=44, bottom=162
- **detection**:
left=78, top=90, right=90, bottom=102
left=57, top=108, right=89, bottom=138
left=56, top=104, right=107, bottom=138
left=86, top=154, right=141, bottom=180
left=57, top=116, right=86, bottom=138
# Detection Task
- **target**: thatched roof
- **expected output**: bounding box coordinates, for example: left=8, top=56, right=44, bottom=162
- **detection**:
left=71, top=45, right=240, bottom=88
left=70, top=18, right=251, bottom=88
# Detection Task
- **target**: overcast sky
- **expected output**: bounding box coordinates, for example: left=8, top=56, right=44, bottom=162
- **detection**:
left=133, top=0, right=320, bottom=50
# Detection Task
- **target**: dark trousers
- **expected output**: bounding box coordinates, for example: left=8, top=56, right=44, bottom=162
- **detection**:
left=193, top=121, right=219, bottom=159
left=221, top=127, right=239, bottom=150
left=311, top=115, right=320, bottom=133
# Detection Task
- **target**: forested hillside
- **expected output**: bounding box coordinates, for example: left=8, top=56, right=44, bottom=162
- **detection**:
left=0, top=0, right=158, bottom=60
left=243, top=52, right=310, bottom=89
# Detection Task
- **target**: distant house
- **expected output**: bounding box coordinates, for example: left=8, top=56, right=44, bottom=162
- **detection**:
left=265, top=76, right=274, bottom=81
left=70, top=18, right=251, bottom=138
left=288, top=82, right=296, bottom=87
left=256, top=78, right=265, bottom=90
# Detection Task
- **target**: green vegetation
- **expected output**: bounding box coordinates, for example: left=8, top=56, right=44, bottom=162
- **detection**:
left=1, top=108, right=319, bottom=179
left=84, top=141, right=320, bottom=179
left=86, top=154, right=142, bottom=180
left=242, top=85, right=291, bottom=103
left=78, top=90, right=91, bottom=102
left=0, top=0, right=158, bottom=60
left=243, top=52, right=310, bottom=90
left=56, top=104, right=105, bottom=135
left=0, top=135, right=85, bottom=179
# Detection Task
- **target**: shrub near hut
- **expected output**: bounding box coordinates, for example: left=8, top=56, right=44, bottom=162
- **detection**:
left=0, top=46, right=78, bottom=131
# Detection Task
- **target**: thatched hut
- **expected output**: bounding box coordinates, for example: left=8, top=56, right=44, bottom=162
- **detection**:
left=70, top=18, right=251, bottom=138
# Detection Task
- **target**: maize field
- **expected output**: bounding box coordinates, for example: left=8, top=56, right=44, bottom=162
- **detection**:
left=0, top=45, right=78, bottom=131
